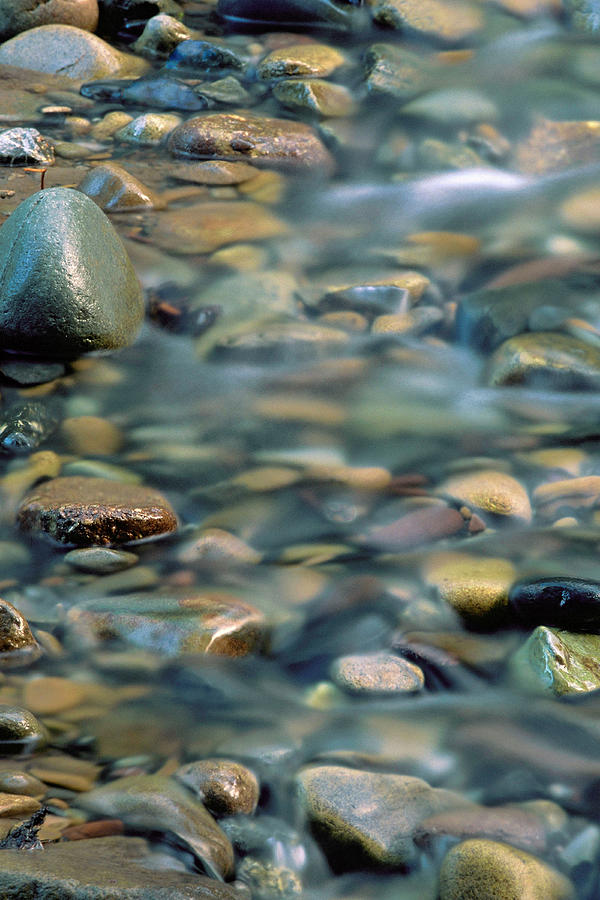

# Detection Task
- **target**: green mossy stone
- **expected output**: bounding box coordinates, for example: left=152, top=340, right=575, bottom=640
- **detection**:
left=510, top=626, right=600, bottom=695
left=0, top=187, right=143, bottom=358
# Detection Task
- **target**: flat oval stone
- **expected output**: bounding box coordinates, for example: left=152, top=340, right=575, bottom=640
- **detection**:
left=115, top=113, right=182, bottom=146
left=0, top=24, right=145, bottom=80
left=362, top=504, right=466, bottom=551
left=437, top=469, right=532, bottom=523
left=330, top=652, right=425, bottom=695
left=64, top=547, right=139, bottom=574
left=78, top=774, right=235, bottom=879
left=175, top=759, right=260, bottom=816
left=439, top=839, right=575, bottom=900
left=167, top=112, right=335, bottom=173
left=0, top=187, right=143, bottom=358
left=258, top=43, right=346, bottom=78
left=509, top=577, right=600, bottom=631
left=273, top=79, right=357, bottom=117
left=17, top=476, right=178, bottom=546
left=487, top=332, right=600, bottom=390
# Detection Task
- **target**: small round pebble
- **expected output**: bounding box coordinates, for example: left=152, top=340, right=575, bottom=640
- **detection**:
left=330, top=652, right=425, bottom=695
left=0, top=705, right=47, bottom=753
left=64, top=547, right=139, bottom=574
left=437, top=470, right=532, bottom=523
left=175, top=758, right=260, bottom=816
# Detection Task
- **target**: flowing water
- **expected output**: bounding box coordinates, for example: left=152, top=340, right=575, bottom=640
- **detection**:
left=4, top=0, right=600, bottom=897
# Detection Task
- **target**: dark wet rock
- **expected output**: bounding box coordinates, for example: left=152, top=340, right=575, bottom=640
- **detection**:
left=0, top=187, right=143, bottom=357
left=64, top=547, right=139, bottom=574
left=217, top=0, right=369, bottom=30
left=509, top=577, right=600, bottom=631
left=364, top=43, right=430, bottom=101
left=0, top=360, right=66, bottom=385
left=361, top=504, right=466, bottom=551
left=0, top=835, right=239, bottom=898
left=78, top=774, right=235, bottom=879
left=456, top=281, right=577, bottom=352
left=80, top=78, right=132, bottom=102
left=0, top=128, right=54, bottom=166
left=416, top=800, right=567, bottom=855
left=487, top=332, right=600, bottom=389
left=439, top=839, right=575, bottom=899
left=372, top=0, right=484, bottom=43
left=175, top=759, right=260, bottom=817
left=330, top=652, right=425, bottom=695
left=0, top=599, right=41, bottom=668
left=0, top=705, right=47, bottom=754
left=297, top=765, right=472, bottom=870
left=133, top=14, right=192, bottom=59
left=166, top=39, right=245, bottom=72
left=258, top=42, right=345, bottom=78
left=0, top=0, right=99, bottom=41
left=510, top=627, right=600, bottom=695
left=316, top=283, right=411, bottom=317
left=98, top=0, right=183, bottom=36
left=0, top=402, right=58, bottom=455
left=167, top=112, right=335, bottom=173
left=77, top=162, right=158, bottom=211
left=17, top=476, right=178, bottom=546
left=0, top=24, right=146, bottom=79
left=273, top=79, right=356, bottom=117
left=66, top=590, right=267, bottom=656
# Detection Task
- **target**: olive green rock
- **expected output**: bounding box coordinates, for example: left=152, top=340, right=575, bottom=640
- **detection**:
left=439, top=839, right=575, bottom=899
left=487, top=331, right=600, bottom=390
left=0, top=188, right=143, bottom=358
left=0, top=0, right=99, bottom=41
left=510, top=626, right=600, bottom=695
left=297, top=765, right=471, bottom=870
left=0, top=704, right=47, bottom=754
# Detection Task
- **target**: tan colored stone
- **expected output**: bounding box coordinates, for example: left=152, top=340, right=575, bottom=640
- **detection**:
left=0, top=770, right=45, bottom=798
left=258, top=43, right=346, bottom=78
left=437, top=469, right=532, bottom=523
left=115, top=113, right=181, bottom=147
left=423, top=551, right=516, bottom=622
left=534, top=475, right=600, bottom=516
left=0, top=792, right=40, bottom=817
left=372, top=0, right=484, bottom=43
left=488, top=331, right=600, bottom=389
left=167, top=112, right=335, bottom=173
left=77, top=164, right=158, bottom=213
left=177, top=528, right=261, bottom=565
left=516, top=118, right=600, bottom=175
left=23, top=676, right=87, bottom=715
left=439, top=839, right=575, bottom=899
left=150, top=200, right=287, bottom=254
left=331, top=653, right=424, bottom=695
left=273, top=79, right=357, bottom=117
left=90, top=111, right=133, bottom=142
left=61, top=415, right=123, bottom=456
left=170, top=159, right=259, bottom=185
left=237, top=169, right=287, bottom=204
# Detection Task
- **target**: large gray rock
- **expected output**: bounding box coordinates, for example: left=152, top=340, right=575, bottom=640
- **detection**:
left=0, top=835, right=239, bottom=898
left=0, top=24, right=146, bottom=79
left=0, top=187, right=143, bottom=358
left=0, top=0, right=99, bottom=41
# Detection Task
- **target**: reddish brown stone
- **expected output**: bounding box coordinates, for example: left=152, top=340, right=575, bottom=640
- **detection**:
left=17, top=477, right=177, bottom=546
left=363, top=505, right=465, bottom=551
left=62, top=819, right=124, bottom=841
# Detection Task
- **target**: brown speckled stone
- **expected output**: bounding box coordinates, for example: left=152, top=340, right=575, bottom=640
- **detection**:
left=0, top=599, right=41, bottom=668
left=175, top=758, right=260, bottom=816
left=17, top=476, right=177, bottom=546
left=168, top=112, right=335, bottom=173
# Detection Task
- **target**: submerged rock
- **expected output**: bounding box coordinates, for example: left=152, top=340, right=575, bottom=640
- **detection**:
left=487, top=332, right=600, bottom=389
left=17, top=476, right=178, bottom=546
left=77, top=162, right=158, bottom=211
left=0, top=600, right=41, bottom=668
left=78, top=774, right=235, bottom=879
left=0, top=0, right=99, bottom=41
left=0, top=705, right=47, bottom=754
left=510, top=627, right=600, bottom=695
left=509, top=577, right=600, bottom=631
left=133, top=14, right=192, bottom=59
left=217, top=0, right=368, bottom=30
left=0, top=187, right=143, bottom=357
left=372, top=0, right=484, bottom=43
left=176, top=759, right=260, bottom=817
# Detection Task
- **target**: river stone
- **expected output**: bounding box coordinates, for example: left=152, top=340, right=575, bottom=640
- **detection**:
left=64, top=547, right=139, bottom=574
left=0, top=705, right=47, bottom=754
left=0, top=128, right=54, bottom=166
left=115, top=113, right=182, bottom=147
left=0, top=598, right=41, bottom=668
left=0, top=0, right=98, bottom=40
left=362, top=504, right=466, bottom=551
left=297, top=765, right=472, bottom=870
left=0, top=771, right=45, bottom=798
left=217, top=0, right=368, bottom=30
left=66, top=590, right=266, bottom=656
left=0, top=187, right=143, bottom=357
left=273, top=79, right=357, bottom=117
left=0, top=835, right=239, bottom=898
left=175, top=759, right=260, bottom=816
left=487, top=332, right=600, bottom=389
left=439, top=839, right=575, bottom=899
left=510, top=627, right=600, bottom=695
left=133, top=14, right=192, bottom=59
left=258, top=43, right=345, bottom=78
left=77, top=163, right=158, bottom=211
left=17, top=476, right=178, bottom=546
left=509, top=577, right=600, bottom=631
left=167, top=113, right=335, bottom=173
left=330, top=652, right=425, bottom=695
left=437, top=470, right=532, bottom=523
left=423, top=552, right=516, bottom=624
left=150, top=203, right=287, bottom=254
left=372, top=0, right=484, bottom=43
left=166, top=39, right=246, bottom=72
left=78, top=774, right=235, bottom=879
left=0, top=25, right=145, bottom=80
left=364, top=43, right=431, bottom=101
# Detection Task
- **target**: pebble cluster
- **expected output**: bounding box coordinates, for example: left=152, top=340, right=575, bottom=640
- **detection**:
left=0, top=0, right=598, bottom=898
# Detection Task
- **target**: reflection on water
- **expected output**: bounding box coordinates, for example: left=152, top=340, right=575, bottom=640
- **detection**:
left=5, top=0, right=600, bottom=896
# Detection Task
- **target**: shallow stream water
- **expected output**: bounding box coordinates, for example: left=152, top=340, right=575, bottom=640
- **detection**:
left=3, top=0, right=600, bottom=897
